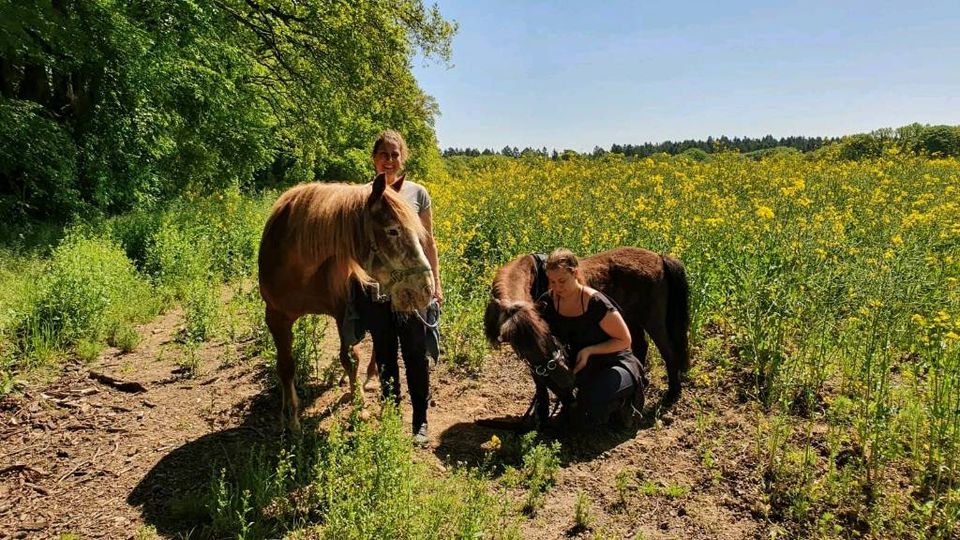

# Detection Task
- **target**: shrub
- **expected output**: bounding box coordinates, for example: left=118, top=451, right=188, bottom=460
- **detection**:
left=145, top=217, right=214, bottom=299
left=915, top=125, right=960, bottom=157
left=573, top=490, right=594, bottom=531
left=182, top=279, right=221, bottom=343
left=0, top=99, right=80, bottom=221
left=678, top=147, right=711, bottom=162
left=518, top=432, right=562, bottom=514
left=109, top=323, right=141, bottom=353
left=108, top=210, right=163, bottom=271
left=836, top=134, right=885, bottom=160
left=76, top=338, right=103, bottom=363
left=26, top=234, right=156, bottom=352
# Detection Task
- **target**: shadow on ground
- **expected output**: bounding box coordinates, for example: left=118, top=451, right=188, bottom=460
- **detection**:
left=126, top=378, right=334, bottom=537
left=435, top=390, right=680, bottom=468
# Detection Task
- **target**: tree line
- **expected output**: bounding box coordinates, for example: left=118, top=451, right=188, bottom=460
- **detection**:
left=0, top=0, right=455, bottom=222
left=443, top=135, right=837, bottom=159
left=442, top=124, right=960, bottom=160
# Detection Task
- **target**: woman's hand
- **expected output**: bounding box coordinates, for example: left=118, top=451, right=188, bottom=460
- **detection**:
left=434, top=280, right=444, bottom=305
left=419, top=207, right=443, bottom=306
left=574, top=347, right=593, bottom=373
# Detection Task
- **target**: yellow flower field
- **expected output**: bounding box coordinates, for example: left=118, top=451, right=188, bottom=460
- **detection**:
left=428, top=151, right=960, bottom=534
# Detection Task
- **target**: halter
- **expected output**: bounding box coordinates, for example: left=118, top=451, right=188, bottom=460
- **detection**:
left=522, top=342, right=577, bottom=419
left=361, top=212, right=433, bottom=294
left=535, top=347, right=565, bottom=377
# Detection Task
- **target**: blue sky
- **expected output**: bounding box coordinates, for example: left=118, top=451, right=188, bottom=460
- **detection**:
left=412, top=0, right=960, bottom=152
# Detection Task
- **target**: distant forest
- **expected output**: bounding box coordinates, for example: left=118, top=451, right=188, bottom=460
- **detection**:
left=443, top=134, right=838, bottom=159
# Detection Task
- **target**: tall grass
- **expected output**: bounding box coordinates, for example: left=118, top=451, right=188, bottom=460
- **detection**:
left=0, top=185, right=271, bottom=382
left=5, top=233, right=159, bottom=369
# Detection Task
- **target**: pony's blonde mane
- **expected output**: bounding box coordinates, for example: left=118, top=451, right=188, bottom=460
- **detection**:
left=263, top=182, right=426, bottom=297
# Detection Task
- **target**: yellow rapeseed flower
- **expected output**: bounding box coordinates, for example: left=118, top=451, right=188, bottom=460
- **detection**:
left=481, top=435, right=501, bottom=451
left=756, top=205, right=775, bottom=220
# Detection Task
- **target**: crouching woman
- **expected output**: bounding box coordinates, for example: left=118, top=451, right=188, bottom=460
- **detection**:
left=536, top=248, right=645, bottom=428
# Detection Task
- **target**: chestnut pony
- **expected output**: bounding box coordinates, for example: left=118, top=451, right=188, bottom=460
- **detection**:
left=258, top=174, right=434, bottom=431
left=484, top=247, right=690, bottom=400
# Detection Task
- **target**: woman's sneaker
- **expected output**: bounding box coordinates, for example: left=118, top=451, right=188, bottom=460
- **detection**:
left=413, top=422, right=430, bottom=447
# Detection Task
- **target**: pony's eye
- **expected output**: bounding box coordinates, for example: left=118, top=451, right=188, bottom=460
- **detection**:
left=387, top=228, right=400, bottom=237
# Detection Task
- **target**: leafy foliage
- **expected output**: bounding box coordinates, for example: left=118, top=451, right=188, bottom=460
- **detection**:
left=0, top=0, right=455, bottom=222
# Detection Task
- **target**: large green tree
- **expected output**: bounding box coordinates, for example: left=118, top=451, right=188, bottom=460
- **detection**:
left=0, top=0, right=455, bottom=221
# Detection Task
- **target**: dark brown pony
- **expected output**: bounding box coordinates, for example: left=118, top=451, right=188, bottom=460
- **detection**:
left=258, top=174, right=434, bottom=431
left=484, top=247, right=690, bottom=399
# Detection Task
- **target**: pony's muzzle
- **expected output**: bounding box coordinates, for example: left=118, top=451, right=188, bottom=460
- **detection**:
left=391, top=279, right=433, bottom=312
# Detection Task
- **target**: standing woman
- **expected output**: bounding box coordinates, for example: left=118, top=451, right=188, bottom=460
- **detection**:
left=536, top=248, right=645, bottom=428
left=362, top=129, right=443, bottom=445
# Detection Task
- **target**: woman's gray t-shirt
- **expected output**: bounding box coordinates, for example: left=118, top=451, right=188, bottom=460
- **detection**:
left=395, top=180, right=431, bottom=216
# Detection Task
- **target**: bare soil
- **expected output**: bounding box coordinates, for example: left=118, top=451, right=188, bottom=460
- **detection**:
left=1, top=306, right=774, bottom=539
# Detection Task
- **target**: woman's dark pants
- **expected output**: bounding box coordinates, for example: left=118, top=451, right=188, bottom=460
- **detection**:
left=534, top=364, right=637, bottom=428
left=360, top=296, right=430, bottom=431
left=576, top=365, right=636, bottom=425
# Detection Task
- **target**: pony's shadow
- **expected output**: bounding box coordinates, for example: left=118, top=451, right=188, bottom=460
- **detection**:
left=126, top=380, right=334, bottom=536
left=435, top=392, right=679, bottom=468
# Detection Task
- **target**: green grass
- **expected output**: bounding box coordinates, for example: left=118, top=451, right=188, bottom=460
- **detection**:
left=0, top=187, right=272, bottom=389
left=573, top=490, right=594, bottom=531
left=204, top=405, right=521, bottom=539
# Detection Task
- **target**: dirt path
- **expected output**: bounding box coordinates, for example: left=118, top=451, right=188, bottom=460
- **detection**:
left=1, top=307, right=771, bottom=539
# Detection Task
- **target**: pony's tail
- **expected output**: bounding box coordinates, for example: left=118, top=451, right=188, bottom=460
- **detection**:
left=483, top=299, right=503, bottom=346
left=662, top=255, right=690, bottom=373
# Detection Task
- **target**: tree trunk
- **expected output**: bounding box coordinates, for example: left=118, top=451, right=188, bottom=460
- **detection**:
left=51, top=70, right=77, bottom=119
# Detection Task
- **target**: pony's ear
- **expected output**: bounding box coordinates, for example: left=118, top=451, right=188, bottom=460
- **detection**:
left=368, top=173, right=387, bottom=208
left=390, top=175, right=405, bottom=192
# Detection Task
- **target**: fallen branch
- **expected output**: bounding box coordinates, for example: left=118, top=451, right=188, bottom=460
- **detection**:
left=48, top=397, right=83, bottom=409
left=24, top=482, right=50, bottom=496
left=88, top=371, right=147, bottom=393
left=57, top=447, right=101, bottom=484
left=0, top=463, right=48, bottom=477
left=56, top=460, right=89, bottom=483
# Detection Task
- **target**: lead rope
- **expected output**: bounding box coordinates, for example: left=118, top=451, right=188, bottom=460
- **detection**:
left=412, top=305, right=440, bottom=329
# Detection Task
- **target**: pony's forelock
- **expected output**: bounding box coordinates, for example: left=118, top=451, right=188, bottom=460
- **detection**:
left=378, top=186, right=427, bottom=241
left=498, top=301, right=554, bottom=358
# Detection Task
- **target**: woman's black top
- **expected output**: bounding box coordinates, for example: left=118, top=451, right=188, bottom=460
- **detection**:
left=536, top=290, right=643, bottom=385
